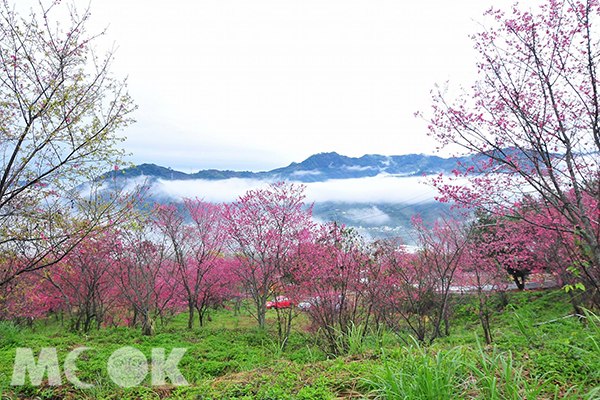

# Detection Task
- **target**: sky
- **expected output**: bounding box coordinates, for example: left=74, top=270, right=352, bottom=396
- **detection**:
left=18, top=0, right=544, bottom=172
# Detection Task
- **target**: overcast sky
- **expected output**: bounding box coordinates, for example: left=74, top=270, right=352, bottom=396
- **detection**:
left=20, top=0, right=543, bottom=172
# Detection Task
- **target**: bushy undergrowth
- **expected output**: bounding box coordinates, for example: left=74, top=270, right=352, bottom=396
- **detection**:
left=1, top=290, right=600, bottom=399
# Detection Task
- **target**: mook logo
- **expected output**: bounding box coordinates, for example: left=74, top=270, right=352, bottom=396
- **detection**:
left=11, top=347, right=188, bottom=388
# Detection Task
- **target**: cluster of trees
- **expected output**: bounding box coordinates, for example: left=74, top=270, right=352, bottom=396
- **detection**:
left=0, top=180, right=597, bottom=352
left=0, top=0, right=599, bottom=354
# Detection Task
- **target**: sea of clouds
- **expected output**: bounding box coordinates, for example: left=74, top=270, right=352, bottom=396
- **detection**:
left=143, top=174, right=440, bottom=205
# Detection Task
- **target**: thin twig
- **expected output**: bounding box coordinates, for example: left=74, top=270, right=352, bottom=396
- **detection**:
left=533, top=314, right=586, bottom=327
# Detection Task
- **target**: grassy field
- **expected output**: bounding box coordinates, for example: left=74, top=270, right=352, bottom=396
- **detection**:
left=1, top=289, right=600, bottom=399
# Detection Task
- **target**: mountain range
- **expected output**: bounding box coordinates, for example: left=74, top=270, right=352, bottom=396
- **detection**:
left=105, top=152, right=472, bottom=239
left=108, top=151, right=473, bottom=183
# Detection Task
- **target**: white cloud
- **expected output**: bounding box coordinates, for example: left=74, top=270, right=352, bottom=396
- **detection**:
left=304, top=175, right=437, bottom=204
left=344, top=165, right=375, bottom=172
left=346, top=206, right=391, bottom=226
left=152, top=178, right=272, bottom=203
left=149, top=174, right=439, bottom=205
left=291, top=170, right=322, bottom=177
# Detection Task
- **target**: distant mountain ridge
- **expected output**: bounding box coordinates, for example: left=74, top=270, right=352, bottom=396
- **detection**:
left=109, top=152, right=473, bottom=182
left=102, top=152, right=469, bottom=239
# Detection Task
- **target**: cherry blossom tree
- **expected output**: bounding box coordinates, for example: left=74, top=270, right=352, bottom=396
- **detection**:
left=153, top=199, right=230, bottom=328
left=370, top=239, right=431, bottom=342
left=412, top=216, right=471, bottom=340
left=0, top=263, right=60, bottom=323
left=422, top=0, right=600, bottom=295
left=463, top=214, right=512, bottom=344
left=372, top=217, right=470, bottom=343
left=509, top=199, right=600, bottom=305
left=111, top=215, right=179, bottom=336
left=0, top=0, right=136, bottom=288
left=293, top=223, right=373, bottom=355
left=39, top=229, right=119, bottom=331
left=223, top=182, right=315, bottom=330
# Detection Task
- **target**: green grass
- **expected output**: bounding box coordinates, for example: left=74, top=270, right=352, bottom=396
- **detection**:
left=364, top=338, right=466, bottom=400
left=1, top=290, right=600, bottom=399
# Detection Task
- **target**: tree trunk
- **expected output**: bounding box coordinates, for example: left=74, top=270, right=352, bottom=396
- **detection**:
left=141, top=314, right=154, bottom=336
left=284, top=307, right=293, bottom=350
left=258, top=306, right=266, bottom=329
left=507, top=268, right=526, bottom=290
left=197, top=306, right=205, bottom=327
left=478, top=291, right=493, bottom=344
left=569, top=291, right=584, bottom=316
left=187, top=303, right=195, bottom=329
